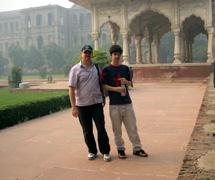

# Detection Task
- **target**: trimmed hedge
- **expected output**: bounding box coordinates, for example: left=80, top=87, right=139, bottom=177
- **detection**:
left=0, top=95, right=71, bottom=129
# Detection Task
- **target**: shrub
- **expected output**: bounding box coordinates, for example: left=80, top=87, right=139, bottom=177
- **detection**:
left=8, top=67, right=22, bottom=88
left=39, top=66, right=47, bottom=79
left=0, top=95, right=71, bottom=129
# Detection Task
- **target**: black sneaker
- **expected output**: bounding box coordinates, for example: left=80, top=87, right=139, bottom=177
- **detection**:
left=118, top=150, right=126, bottom=159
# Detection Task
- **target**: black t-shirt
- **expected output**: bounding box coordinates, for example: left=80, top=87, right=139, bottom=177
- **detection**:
left=102, top=64, right=132, bottom=105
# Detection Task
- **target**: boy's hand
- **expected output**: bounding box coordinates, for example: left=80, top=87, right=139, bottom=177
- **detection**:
left=116, top=86, right=126, bottom=93
left=118, top=78, right=127, bottom=85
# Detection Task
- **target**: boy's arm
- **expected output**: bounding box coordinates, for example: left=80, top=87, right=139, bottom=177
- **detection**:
left=102, top=84, right=126, bottom=94
left=119, top=78, right=131, bottom=87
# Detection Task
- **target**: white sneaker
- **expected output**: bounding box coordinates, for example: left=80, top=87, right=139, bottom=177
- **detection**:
left=87, top=153, right=96, bottom=160
left=103, top=154, right=111, bottom=162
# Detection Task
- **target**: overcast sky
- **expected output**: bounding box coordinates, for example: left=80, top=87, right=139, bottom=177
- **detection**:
left=0, top=0, right=74, bottom=12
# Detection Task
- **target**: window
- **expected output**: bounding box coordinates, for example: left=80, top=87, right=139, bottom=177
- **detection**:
left=10, top=22, right=14, bottom=32
left=36, top=14, right=42, bottom=26
left=26, top=15, right=31, bottom=28
left=48, top=13, right=52, bottom=25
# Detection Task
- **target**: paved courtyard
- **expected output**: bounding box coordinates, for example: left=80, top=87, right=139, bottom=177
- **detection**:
left=0, top=81, right=208, bottom=179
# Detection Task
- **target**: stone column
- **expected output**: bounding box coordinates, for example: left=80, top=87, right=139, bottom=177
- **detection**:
left=147, top=40, right=152, bottom=64
left=135, top=35, right=142, bottom=64
left=144, top=26, right=152, bottom=64
left=154, top=32, right=160, bottom=64
left=207, top=27, right=214, bottom=63
left=180, top=33, right=185, bottom=62
left=121, top=4, right=129, bottom=65
left=173, top=29, right=181, bottom=64
left=121, top=30, right=129, bottom=65
left=92, top=31, right=100, bottom=50
left=188, top=40, right=193, bottom=62
left=184, top=40, right=189, bottom=62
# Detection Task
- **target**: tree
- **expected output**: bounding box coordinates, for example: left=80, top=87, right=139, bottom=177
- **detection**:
left=192, top=34, right=207, bottom=62
left=9, top=67, right=22, bottom=88
left=63, top=64, right=72, bottom=77
left=67, top=38, right=94, bottom=66
left=8, top=44, right=25, bottom=68
left=0, top=52, right=9, bottom=78
left=159, top=31, right=174, bottom=63
left=75, top=50, right=111, bottom=69
left=24, top=45, right=45, bottom=70
left=43, top=42, right=65, bottom=73
left=39, top=66, right=47, bottom=79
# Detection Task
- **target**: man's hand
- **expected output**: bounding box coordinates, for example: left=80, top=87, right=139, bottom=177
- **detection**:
left=71, top=106, right=79, bottom=118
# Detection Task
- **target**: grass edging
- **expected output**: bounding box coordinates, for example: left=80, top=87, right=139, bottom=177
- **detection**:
left=0, top=95, right=71, bottom=130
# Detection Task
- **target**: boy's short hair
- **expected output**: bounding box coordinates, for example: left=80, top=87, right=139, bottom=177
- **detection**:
left=109, top=45, right=123, bottom=55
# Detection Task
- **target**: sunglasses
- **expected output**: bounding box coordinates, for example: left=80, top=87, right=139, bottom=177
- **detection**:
left=84, top=51, right=92, bottom=54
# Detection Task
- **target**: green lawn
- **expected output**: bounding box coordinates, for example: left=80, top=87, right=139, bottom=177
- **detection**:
left=0, top=88, right=68, bottom=108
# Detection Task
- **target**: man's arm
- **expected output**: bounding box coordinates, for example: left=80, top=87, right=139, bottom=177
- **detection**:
left=69, top=86, right=79, bottom=118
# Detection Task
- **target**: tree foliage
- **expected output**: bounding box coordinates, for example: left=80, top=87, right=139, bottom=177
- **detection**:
left=9, top=67, right=22, bottom=88
left=75, top=50, right=111, bottom=69
left=43, top=42, right=65, bottom=73
left=24, top=45, right=45, bottom=70
left=8, top=44, right=25, bottom=68
left=0, top=52, right=9, bottom=77
left=192, top=34, right=207, bottom=62
left=159, top=31, right=174, bottom=63
left=39, top=66, right=47, bottom=79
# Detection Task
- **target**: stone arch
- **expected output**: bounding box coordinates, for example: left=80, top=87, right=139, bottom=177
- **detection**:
left=129, top=9, right=171, bottom=64
left=129, top=10, right=171, bottom=38
left=182, top=15, right=207, bottom=39
left=129, top=8, right=172, bottom=31
left=99, top=21, right=120, bottom=45
left=99, top=20, right=121, bottom=33
left=181, top=15, right=207, bottom=62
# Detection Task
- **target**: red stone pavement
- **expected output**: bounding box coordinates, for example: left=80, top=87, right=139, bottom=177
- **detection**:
left=0, top=81, right=207, bottom=180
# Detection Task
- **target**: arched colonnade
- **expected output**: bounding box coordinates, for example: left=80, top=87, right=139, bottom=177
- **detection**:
left=81, top=0, right=215, bottom=65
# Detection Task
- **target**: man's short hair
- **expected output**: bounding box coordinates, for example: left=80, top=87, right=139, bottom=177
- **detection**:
left=109, top=45, right=123, bottom=55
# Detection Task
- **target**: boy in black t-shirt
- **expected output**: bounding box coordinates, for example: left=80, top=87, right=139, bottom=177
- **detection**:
left=102, top=45, right=148, bottom=159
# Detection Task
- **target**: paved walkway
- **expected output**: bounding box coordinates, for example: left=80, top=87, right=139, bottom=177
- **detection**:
left=0, top=82, right=206, bottom=180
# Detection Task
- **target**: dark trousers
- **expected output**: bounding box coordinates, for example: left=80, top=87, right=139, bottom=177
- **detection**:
left=77, top=103, right=110, bottom=154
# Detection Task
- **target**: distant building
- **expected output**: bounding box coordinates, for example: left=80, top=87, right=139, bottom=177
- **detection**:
left=0, top=4, right=110, bottom=57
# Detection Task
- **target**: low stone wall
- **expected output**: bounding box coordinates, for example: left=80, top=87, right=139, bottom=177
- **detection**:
left=131, top=63, right=212, bottom=82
